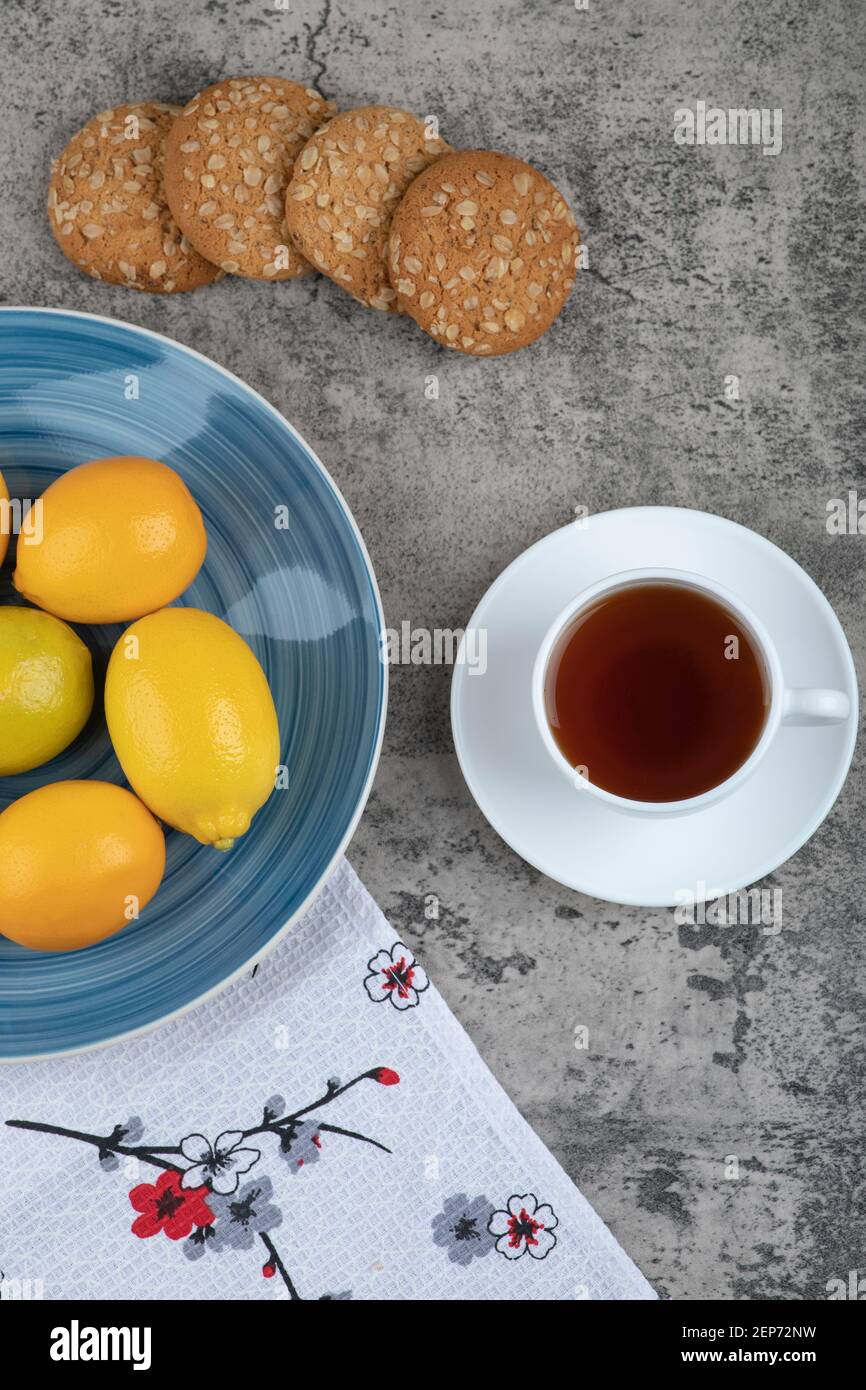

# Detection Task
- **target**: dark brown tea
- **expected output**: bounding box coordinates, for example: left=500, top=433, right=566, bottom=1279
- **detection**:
left=545, top=582, right=770, bottom=802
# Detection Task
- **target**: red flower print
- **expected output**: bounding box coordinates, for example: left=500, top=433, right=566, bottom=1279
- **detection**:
left=364, top=943, right=429, bottom=1011
left=488, top=1193, right=558, bottom=1261
left=129, top=1170, right=215, bottom=1241
left=508, top=1207, right=540, bottom=1248
left=374, top=1068, right=400, bottom=1086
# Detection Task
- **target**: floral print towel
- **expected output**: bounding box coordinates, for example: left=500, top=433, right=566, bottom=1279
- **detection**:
left=0, top=860, right=655, bottom=1301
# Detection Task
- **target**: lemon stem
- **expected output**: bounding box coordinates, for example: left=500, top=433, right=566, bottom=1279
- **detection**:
left=213, top=837, right=235, bottom=851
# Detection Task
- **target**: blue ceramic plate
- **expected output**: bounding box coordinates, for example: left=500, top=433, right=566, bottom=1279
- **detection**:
left=0, top=308, right=386, bottom=1061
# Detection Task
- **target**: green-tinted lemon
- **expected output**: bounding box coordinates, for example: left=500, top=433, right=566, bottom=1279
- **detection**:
left=0, top=607, right=94, bottom=775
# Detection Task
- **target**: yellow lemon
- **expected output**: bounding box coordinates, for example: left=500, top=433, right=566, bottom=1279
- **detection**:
left=105, top=607, right=280, bottom=850
left=0, top=468, right=9, bottom=567
left=13, top=455, right=206, bottom=623
left=0, top=781, right=165, bottom=952
left=0, top=606, right=94, bottom=775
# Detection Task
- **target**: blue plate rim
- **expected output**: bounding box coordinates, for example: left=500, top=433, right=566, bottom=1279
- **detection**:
left=0, top=305, right=388, bottom=1064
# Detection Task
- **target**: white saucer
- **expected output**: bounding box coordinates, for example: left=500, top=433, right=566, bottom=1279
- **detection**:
left=450, top=507, right=859, bottom=906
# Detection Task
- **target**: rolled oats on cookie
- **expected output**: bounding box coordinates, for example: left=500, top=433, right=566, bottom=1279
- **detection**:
left=285, top=105, right=450, bottom=310
left=48, top=102, right=222, bottom=292
left=387, top=149, right=580, bottom=355
left=164, top=77, right=336, bottom=280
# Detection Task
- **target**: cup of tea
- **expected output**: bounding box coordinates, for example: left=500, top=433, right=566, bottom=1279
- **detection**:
left=531, top=567, right=851, bottom=816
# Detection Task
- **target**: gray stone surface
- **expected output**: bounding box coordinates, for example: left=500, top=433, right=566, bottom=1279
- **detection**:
left=3, top=0, right=864, bottom=1300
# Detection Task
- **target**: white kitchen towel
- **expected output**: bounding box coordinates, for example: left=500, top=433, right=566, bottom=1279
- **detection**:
left=0, top=859, right=655, bottom=1301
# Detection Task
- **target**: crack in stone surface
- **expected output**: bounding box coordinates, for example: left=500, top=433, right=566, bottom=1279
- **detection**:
left=305, top=0, right=333, bottom=90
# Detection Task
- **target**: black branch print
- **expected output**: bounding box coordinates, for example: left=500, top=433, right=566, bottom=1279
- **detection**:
left=6, top=1065, right=400, bottom=1301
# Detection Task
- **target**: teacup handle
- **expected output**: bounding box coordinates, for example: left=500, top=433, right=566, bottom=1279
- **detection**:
left=782, top=687, right=850, bottom=726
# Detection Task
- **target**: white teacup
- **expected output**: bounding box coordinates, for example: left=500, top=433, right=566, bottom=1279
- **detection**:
left=531, top=567, right=851, bottom=817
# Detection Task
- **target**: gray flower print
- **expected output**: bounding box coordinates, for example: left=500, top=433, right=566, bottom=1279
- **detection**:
left=184, top=1176, right=282, bottom=1260
left=432, top=1193, right=496, bottom=1265
left=275, top=1118, right=322, bottom=1174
